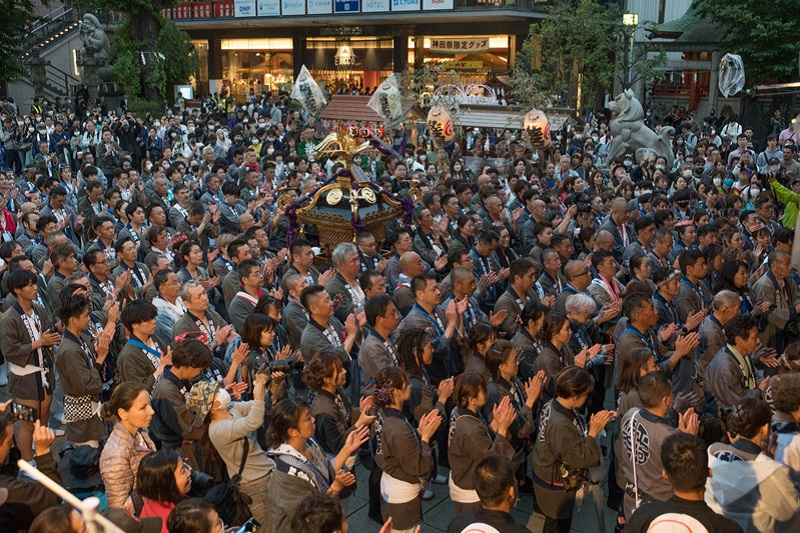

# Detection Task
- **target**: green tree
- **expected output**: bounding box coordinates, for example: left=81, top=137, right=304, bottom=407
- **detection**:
left=0, top=0, right=46, bottom=83
left=531, top=0, right=624, bottom=110
left=695, top=0, right=800, bottom=83
left=80, top=0, right=198, bottom=104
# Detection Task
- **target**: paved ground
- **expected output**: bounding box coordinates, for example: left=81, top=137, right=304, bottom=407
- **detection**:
left=344, top=449, right=618, bottom=533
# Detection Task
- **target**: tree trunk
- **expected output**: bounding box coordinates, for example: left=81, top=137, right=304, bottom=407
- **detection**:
left=128, top=9, right=162, bottom=103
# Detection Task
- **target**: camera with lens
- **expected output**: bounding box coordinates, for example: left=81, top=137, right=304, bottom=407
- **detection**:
left=257, top=356, right=304, bottom=375
left=571, top=191, right=592, bottom=214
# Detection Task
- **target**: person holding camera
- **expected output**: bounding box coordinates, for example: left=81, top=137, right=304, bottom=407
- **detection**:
left=0, top=408, right=61, bottom=529
left=209, top=369, right=279, bottom=531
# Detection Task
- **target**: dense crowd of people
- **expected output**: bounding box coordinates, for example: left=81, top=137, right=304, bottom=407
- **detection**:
left=1, top=90, right=800, bottom=533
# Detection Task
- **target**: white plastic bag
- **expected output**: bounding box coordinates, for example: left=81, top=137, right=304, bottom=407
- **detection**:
left=719, top=53, right=745, bottom=98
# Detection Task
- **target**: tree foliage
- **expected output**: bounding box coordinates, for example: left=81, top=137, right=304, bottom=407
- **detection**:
left=695, top=0, right=800, bottom=83
left=532, top=0, right=624, bottom=109
left=0, top=0, right=46, bottom=83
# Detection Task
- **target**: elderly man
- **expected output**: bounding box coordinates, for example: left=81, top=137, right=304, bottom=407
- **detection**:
left=648, top=228, right=674, bottom=272
left=173, top=280, right=231, bottom=358
left=518, top=198, right=548, bottom=252
left=384, top=228, right=416, bottom=292
left=754, top=250, right=800, bottom=354
left=600, top=197, right=633, bottom=263
left=537, top=248, right=567, bottom=299
left=694, top=289, right=742, bottom=378
left=326, top=242, right=366, bottom=324
left=443, top=267, right=505, bottom=338
left=393, top=251, right=429, bottom=316
left=705, top=315, right=768, bottom=408
left=152, top=269, right=185, bottom=347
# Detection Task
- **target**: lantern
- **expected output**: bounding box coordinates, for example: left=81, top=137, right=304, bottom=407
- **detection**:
left=523, top=108, right=551, bottom=149
left=427, top=106, right=454, bottom=148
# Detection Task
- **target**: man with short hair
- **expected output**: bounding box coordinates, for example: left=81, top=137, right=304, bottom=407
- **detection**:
left=357, top=232, right=386, bottom=273
left=227, top=259, right=266, bottom=334
left=706, top=314, right=769, bottom=408
left=648, top=228, right=674, bottom=272
left=617, top=293, right=699, bottom=375
left=600, top=197, right=632, bottom=262
left=282, top=272, right=309, bottom=348
left=384, top=228, right=416, bottom=292
left=175, top=281, right=231, bottom=358
left=448, top=454, right=530, bottom=533
left=673, top=249, right=711, bottom=323
left=397, top=275, right=465, bottom=384
left=494, top=258, right=539, bottom=336
left=117, top=299, right=169, bottom=391
left=471, top=230, right=505, bottom=309
left=359, top=294, right=400, bottom=395
left=0, top=270, right=60, bottom=460
left=617, top=371, right=699, bottom=521
left=359, top=269, right=386, bottom=299
left=221, top=238, right=254, bottom=307
left=45, top=242, right=78, bottom=305
left=623, top=215, right=655, bottom=264
left=299, top=284, right=358, bottom=366
left=627, top=433, right=742, bottom=533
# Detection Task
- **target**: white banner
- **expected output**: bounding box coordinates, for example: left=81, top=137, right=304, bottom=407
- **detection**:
left=258, top=0, right=281, bottom=15
left=423, top=0, right=452, bottom=9
left=364, top=0, right=389, bottom=9
left=391, top=0, right=420, bottom=11
left=282, top=0, right=306, bottom=15
left=308, top=0, right=332, bottom=13
left=234, top=0, right=257, bottom=17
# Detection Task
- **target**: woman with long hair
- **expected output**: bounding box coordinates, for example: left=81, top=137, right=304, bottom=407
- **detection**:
left=462, top=321, right=496, bottom=382
left=136, top=450, right=193, bottom=532
left=373, top=367, right=442, bottom=532
left=451, top=213, right=476, bottom=253
left=493, top=225, right=519, bottom=269
left=627, top=255, right=656, bottom=293
left=512, top=301, right=548, bottom=381
left=266, top=398, right=368, bottom=533
left=395, top=328, right=453, bottom=423
left=176, top=240, right=219, bottom=292
left=614, top=347, right=658, bottom=414
left=485, top=340, right=545, bottom=476
left=302, top=351, right=376, bottom=509
left=99, top=382, right=157, bottom=514
left=533, top=366, right=615, bottom=533
left=448, top=373, right=517, bottom=513
left=720, top=259, right=770, bottom=316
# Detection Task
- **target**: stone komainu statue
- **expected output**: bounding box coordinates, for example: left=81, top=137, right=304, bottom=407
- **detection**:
left=606, top=89, right=675, bottom=168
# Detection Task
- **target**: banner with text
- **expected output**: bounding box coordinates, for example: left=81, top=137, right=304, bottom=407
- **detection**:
left=430, top=37, right=490, bottom=54
left=422, top=0, right=453, bottom=9
left=334, top=0, right=360, bottom=12
left=234, top=0, right=257, bottom=16
left=391, top=0, right=420, bottom=11
left=308, top=0, right=333, bottom=13
left=281, top=0, right=306, bottom=14
left=257, top=0, right=281, bottom=15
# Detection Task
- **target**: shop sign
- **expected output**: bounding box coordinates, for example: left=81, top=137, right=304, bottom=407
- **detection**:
left=422, top=0, right=453, bottom=9
left=391, top=0, right=420, bottom=11
left=334, top=0, right=360, bottom=12
left=321, top=26, right=363, bottom=36
left=441, top=61, right=483, bottom=69
left=257, top=0, right=281, bottom=15
left=234, top=0, right=257, bottom=17
left=364, top=0, right=390, bottom=11
left=308, top=0, right=332, bottom=13
left=281, top=0, right=306, bottom=15
left=430, top=37, right=490, bottom=54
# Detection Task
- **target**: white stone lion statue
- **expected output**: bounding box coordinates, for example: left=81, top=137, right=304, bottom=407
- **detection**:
left=606, top=89, right=674, bottom=168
